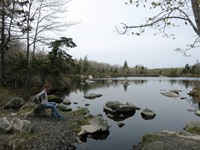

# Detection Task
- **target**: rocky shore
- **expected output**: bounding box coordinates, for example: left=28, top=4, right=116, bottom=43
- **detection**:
left=0, top=96, right=110, bottom=150
left=1, top=107, right=200, bottom=150
left=1, top=88, right=200, bottom=150
left=0, top=108, right=81, bottom=150
left=132, top=130, right=200, bottom=150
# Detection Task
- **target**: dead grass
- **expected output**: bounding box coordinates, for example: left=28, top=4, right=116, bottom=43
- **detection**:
left=0, top=87, right=25, bottom=106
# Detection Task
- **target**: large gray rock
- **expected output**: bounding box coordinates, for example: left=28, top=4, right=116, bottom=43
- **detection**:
left=4, top=97, right=25, bottom=109
left=103, top=101, right=140, bottom=121
left=78, top=115, right=110, bottom=137
left=25, top=106, right=47, bottom=117
left=0, top=117, right=12, bottom=133
left=89, top=115, right=109, bottom=131
left=104, top=101, right=140, bottom=113
left=10, top=118, right=34, bottom=133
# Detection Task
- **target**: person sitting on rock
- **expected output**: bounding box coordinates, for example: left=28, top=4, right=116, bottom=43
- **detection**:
left=36, top=83, right=64, bottom=120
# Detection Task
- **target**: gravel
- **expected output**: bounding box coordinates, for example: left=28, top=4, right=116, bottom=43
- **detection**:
left=0, top=111, right=81, bottom=150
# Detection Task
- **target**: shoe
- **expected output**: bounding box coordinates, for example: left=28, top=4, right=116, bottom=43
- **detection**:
left=58, top=116, right=64, bottom=120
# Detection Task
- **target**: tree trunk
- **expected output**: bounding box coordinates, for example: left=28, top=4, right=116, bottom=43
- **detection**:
left=25, top=1, right=32, bottom=94
left=0, top=1, right=5, bottom=82
left=191, top=0, right=200, bottom=36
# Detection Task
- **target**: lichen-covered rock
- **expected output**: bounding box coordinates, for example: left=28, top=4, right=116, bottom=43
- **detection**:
left=73, top=107, right=90, bottom=116
left=0, top=117, right=12, bottom=133
left=104, top=101, right=139, bottom=113
left=184, top=120, right=200, bottom=134
left=10, top=118, right=34, bottom=133
left=4, top=97, right=25, bottom=109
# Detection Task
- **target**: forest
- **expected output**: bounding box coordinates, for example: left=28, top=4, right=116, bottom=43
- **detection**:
left=1, top=0, right=200, bottom=96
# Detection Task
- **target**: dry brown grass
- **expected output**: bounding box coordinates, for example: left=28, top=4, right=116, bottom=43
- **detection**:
left=0, top=87, right=25, bottom=106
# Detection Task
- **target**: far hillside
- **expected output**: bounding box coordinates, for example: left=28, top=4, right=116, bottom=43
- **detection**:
left=76, top=57, right=200, bottom=78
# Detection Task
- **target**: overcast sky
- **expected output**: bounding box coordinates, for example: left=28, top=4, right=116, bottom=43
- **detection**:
left=65, top=0, right=199, bottom=69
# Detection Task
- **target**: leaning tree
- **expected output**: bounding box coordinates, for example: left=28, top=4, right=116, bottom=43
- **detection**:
left=117, top=0, right=200, bottom=55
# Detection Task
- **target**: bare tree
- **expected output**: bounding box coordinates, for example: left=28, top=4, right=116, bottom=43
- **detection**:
left=30, top=0, right=74, bottom=60
left=117, top=0, right=200, bottom=55
left=17, top=0, right=74, bottom=92
left=0, top=0, right=27, bottom=84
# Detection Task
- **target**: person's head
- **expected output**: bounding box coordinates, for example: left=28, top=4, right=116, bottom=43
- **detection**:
left=43, top=83, right=50, bottom=91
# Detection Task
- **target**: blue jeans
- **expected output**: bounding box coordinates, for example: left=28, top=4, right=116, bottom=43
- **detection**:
left=41, top=102, right=61, bottom=117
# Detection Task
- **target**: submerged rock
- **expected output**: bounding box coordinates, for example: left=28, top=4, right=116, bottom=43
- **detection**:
left=118, top=122, right=125, bottom=128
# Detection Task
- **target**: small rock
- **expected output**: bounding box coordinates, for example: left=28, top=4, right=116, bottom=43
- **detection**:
left=118, top=122, right=125, bottom=128
left=63, top=98, right=71, bottom=105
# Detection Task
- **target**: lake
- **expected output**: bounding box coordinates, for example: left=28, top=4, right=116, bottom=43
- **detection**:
left=66, top=77, right=200, bottom=150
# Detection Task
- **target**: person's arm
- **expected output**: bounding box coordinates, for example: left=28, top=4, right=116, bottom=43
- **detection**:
left=36, top=90, right=46, bottom=105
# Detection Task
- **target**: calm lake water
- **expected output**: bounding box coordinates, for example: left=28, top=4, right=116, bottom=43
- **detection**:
left=66, top=77, right=200, bottom=150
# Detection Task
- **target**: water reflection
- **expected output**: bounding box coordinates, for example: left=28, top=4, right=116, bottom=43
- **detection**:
left=68, top=77, right=200, bottom=150
left=79, top=131, right=110, bottom=143
left=122, top=84, right=128, bottom=92
left=141, top=112, right=156, bottom=120
left=73, top=77, right=197, bottom=94
left=104, top=110, right=136, bottom=121
left=71, top=78, right=149, bottom=94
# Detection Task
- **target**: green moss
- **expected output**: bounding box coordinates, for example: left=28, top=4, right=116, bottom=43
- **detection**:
left=186, top=126, right=200, bottom=134
left=142, top=134, right=159, bottom=143
left=69, top=117, right=89, bottom=132
left=73, top=107, right=90, bottom=116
